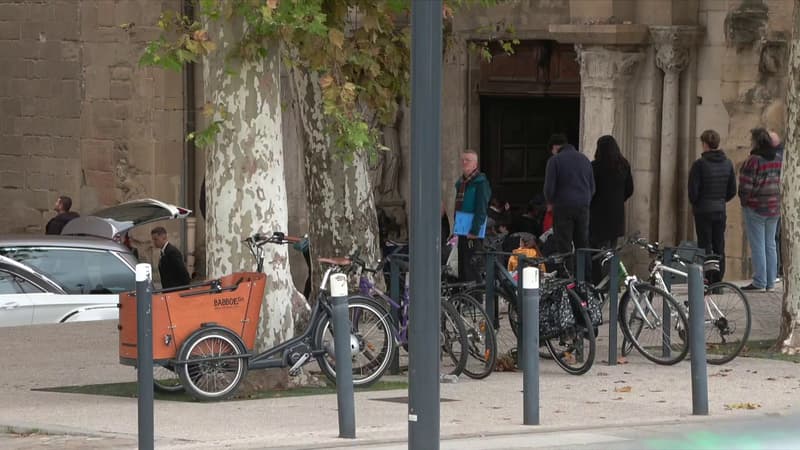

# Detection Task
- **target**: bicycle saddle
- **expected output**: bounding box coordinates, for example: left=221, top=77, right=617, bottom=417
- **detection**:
left=318, top=257, right=352, bottom=266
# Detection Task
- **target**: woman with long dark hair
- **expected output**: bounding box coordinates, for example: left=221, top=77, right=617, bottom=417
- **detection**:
left=590, top=135, right=634, bottom=249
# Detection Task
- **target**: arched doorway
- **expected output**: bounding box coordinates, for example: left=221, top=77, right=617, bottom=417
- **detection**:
left=478, top=41, right=581, bottom=212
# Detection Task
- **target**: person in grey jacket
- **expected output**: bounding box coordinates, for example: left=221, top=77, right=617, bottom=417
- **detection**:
left=688, top=129, right=736, bottom=280
left=543, top=134, right=595, bottom=272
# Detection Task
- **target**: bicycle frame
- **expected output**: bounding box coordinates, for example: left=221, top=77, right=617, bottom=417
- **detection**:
left=246, top=267, right=338, bottom=371
left=596, top=252, right=661, bottom=331
left=359, top=272, right=407, bottom=345
left=649, top=258, right=725, bottom=325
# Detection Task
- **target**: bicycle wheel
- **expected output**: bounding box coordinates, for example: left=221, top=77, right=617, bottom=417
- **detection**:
left=619, top=283, right=689, bottom=365
left=445, top=292, right=497, bottom=379
left=315, top=296, right=395, bottom=388
left=177, top=328, right=247, bottom=401
left=621, top=336, right=635, bottom=357
left=703, top=282, right=752, bottom=365
left=466, top=287, right=524, bottom=365
left=544, top=287, right=596, bottom=375
left=599, top=289, right=634, bottom=357
left=153, top=362, right=183, bottom=393
left=440, top=299, right=469, bottom=377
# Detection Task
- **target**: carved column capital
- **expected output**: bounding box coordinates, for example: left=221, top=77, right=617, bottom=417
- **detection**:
left=650, top=26, right=701, bottom=74
left=574, top=44, right=645, bottom=88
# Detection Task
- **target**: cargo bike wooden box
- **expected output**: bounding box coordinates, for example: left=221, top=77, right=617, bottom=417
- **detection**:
left=119, top=272, right=266, bottom=399
left=118, top=231, right=395, bottom=401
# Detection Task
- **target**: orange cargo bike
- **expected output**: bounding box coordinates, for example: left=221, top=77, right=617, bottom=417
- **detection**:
left=119, top=232, right=395, bottom=401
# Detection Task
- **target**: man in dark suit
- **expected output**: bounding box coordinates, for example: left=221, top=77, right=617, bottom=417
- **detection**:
left=150, top=226, right=191, bottom=289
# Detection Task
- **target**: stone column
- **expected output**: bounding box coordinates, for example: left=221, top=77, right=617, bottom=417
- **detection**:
left=575, top=45, right=644, bottom=158
left=651, top=26, right=698, bottom=246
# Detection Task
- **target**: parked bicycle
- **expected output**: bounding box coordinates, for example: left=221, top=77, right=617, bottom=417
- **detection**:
left=593, top=243, right=690, bottom=365
left=340, top=249, right=470, bottom=378
left=460, top=251, right=598, bottom=375
left=632, top=238, right=751, bottom=364
left=120, top=231, right=395, bottom=401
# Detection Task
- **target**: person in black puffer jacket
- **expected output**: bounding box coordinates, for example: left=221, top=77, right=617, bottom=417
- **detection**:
left=688, top=129, right=736, bottom=279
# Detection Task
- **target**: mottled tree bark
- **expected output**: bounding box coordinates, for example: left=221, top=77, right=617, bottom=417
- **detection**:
left=203, top=20, right=301, bottom=357
left=778, top=0, right=800, bottom=354
left=288, top=63, right=381, bottom=294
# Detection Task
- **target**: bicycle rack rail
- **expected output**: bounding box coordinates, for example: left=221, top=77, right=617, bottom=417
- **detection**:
left=576, top=248, right=620, bottom=366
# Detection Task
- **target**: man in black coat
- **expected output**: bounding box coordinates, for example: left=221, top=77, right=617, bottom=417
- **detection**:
left=543, top=134, right=595, bottom=273
left=688, top=129, right=736, bottom=279
left=45, top=195, right=80, bottom=235
left=151, top=226, right=191, bottom=289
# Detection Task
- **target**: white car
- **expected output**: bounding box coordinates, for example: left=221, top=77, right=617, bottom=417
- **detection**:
left=0, top=199, right=191, bottom=327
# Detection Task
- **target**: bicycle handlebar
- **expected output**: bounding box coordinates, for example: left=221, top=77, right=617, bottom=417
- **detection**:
left=630, top=237, right=709, bottom=266
left=243, top=231, right=305, bottom=247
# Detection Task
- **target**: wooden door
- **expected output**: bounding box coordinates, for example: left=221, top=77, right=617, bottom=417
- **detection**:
left=480, top=97, right=580, bottom=209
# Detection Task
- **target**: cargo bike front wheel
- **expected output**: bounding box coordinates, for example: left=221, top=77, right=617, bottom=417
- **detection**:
left=176, top=328, right=249, bottom=401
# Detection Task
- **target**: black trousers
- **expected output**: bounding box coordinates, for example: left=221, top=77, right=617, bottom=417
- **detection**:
left=694, top=212, right=726, bottom=279
left=553, top=206, right=590, bottom=276
left=457, top=236, right=483, bottom=282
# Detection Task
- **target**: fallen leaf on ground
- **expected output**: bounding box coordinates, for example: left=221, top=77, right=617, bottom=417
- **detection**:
left=612, top=397, right=624, bottom=400
left=710, top=371, right=729, bottom=377
left=586, top=401, right=600, bottom=404
left=596, top=371, right=609, bottom=376
left=623, top=371, right=632, bottom=374
left=766, top=377, right=777, bottom=381
left=614, top=386, right=632, bottom=393
left=614, top=380, right=627, bottom=383
left=724, top=402, right=761, bottom=410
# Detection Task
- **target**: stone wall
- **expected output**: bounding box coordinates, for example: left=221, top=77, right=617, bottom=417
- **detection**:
left=718, top=0, right=792, bottom=279
left=0, top=0, right=186, bottom=264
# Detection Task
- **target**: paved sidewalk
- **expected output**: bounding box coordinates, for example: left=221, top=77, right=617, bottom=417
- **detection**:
left=0, top=285, right=795, bottom=449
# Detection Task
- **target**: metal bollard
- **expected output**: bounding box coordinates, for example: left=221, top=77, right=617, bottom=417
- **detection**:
left=135, top=264, right=154, bottom=450
left=330, top=273, right=356, bottom=438
left=662, top=249, right=674, bottom=358
left=688, top=264, right=709, bottom=415
left=485, top=253, right=497, bottom=329
left=521, top=266, right=540, bottom=425
left=607, top=254, right=619, bottom=366
left=516, top=258, right=526, bottom=364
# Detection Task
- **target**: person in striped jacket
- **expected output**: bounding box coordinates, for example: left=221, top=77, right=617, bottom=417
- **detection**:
left=738, top=127, right=782, bottom=292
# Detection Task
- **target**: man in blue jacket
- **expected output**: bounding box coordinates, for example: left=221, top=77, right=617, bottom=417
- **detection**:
left=454, top=149, right=491, bottom=282
left=543, top=134, right=595, bottom=272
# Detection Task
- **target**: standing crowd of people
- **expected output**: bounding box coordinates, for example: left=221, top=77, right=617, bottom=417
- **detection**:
left=450, top=127, right=784, bottom=291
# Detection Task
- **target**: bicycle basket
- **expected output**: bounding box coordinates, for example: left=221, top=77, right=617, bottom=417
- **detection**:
left=663, top=241, right=705, bottom=285
left=539, top=285, right=576, bottom=340
left=575, top=282, right=603, bottom=327
left=703, top=256, right=721, bottom=284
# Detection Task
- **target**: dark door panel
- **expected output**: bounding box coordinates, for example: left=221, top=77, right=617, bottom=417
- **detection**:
left=480, top=97, right=580, bottom=211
